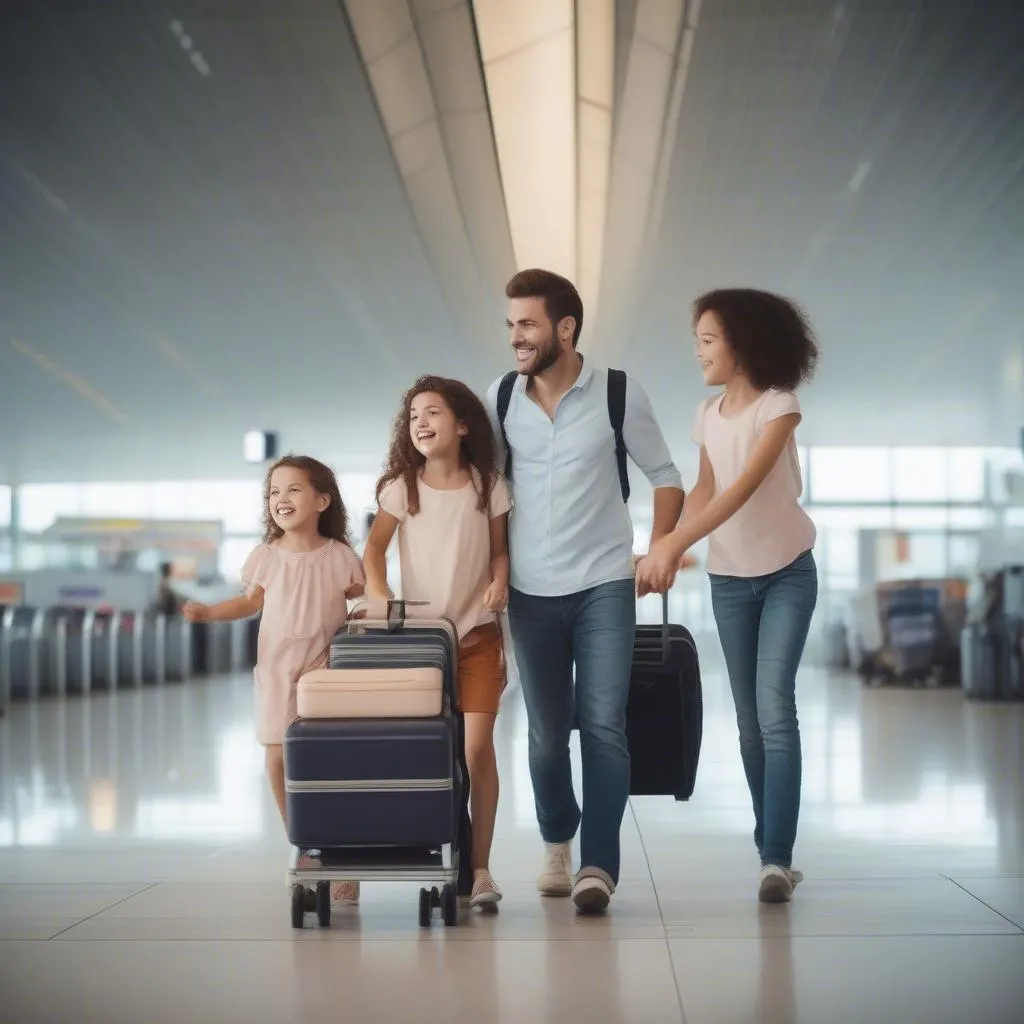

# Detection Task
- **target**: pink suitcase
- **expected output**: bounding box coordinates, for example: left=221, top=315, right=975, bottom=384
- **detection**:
left=296, top=665, right=443, bottom=719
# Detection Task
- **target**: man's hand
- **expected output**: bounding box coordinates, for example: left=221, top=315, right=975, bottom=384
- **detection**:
left=483, top=580, right=509, bottom=613
left=635, top=536, right=684, bottom=596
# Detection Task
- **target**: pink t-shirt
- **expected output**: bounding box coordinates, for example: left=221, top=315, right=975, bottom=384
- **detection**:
left=691, top=389, right=816, bottom=578
left=379, top=470, right=512, bottom=645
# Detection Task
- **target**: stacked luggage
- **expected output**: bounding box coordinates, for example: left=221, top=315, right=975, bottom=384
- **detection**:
left=962, top=565, right=1024, bottom=701
left=283, top=600, right=471, bottom=929
left=853, top=579, right=966, bottom=687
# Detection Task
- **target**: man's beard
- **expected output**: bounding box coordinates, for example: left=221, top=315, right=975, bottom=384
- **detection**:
left=518, top=336, right=561, bottom=377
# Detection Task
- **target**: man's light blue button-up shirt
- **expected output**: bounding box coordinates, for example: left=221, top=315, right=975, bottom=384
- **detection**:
left=485, top=363, right=683, bottom=598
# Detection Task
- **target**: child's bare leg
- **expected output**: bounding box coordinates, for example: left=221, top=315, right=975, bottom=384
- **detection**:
left=464, top=712, right=500, bottom=876
left=265, top=744, right=287, bottom=826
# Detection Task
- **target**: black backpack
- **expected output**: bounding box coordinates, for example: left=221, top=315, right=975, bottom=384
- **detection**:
left=495, top=368, right=631, bottom=503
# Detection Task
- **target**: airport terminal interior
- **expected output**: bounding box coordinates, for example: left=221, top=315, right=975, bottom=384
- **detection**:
left=1, top=1, right=1023, bottom=1021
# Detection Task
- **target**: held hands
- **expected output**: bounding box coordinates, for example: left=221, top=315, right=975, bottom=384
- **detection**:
left=634, top=538, right=698, bottom=596
left=483, top=580, right=509, bottom=613
left=182, top=601, right=209, bottom=623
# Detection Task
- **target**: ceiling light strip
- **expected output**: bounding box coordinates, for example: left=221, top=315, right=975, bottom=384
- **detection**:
left=575, top=0, right=615, bottom=323
left=472, top=0, right=577, bottom=281
left=10, top=337, right=132, bottom=425
left=593, top=0, right=694, bottom=360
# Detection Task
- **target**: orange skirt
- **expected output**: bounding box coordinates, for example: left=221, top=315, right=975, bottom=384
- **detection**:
left=457, top=622, right=505, bottom=715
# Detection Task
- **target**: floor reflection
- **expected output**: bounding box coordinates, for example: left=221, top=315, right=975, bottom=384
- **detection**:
left=0, top=650, right=1022, bottom=1022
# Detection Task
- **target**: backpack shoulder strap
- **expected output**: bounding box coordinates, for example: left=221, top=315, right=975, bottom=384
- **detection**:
left=496, top=371, right=517, bottom=479
left=606, top=368, right=630, bottom=503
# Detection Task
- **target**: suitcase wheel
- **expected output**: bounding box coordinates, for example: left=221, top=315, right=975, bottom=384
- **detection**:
left=290, top=884, right=307, bottom=930
left=418, top=887, right=432, bottom=928
left=441, top=884, right=458, bottom=927
left=316, top=881, right=331, bottom=928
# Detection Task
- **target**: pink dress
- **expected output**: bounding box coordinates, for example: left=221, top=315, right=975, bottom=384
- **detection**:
left=241, top=539, right=365, bottom=745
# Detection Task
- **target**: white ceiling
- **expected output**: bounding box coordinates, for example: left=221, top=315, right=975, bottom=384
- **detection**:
left=0, top=0, right=512, bottom=482
left=617, top=0, right=1024, bottom=448
left=1, top=0, right=1022, bottom=485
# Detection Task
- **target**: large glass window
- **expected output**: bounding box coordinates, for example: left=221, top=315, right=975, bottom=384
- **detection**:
left=219, top=537, right=260, bottom=581
left=18, top=484, right=82, bottom=532
left=891, top=448, right=949, bottom=503
left=892, top=506, right=951, bottom=530
left=808, top=505, right=896, bottom=530
left=183, top=481, right=263, bottom=534
left=947, top=449, right=987, bottom=503
left=809, top=448, right=892, bottom=503
left=80, top=483, right=151, bottom=518
left=150, top=481, right=189, bottom=519
left=819, top=528, right=858, bottom=590
left=338, top=474, right=379, bottom=536
left=0, top=485, right=10, bottom=528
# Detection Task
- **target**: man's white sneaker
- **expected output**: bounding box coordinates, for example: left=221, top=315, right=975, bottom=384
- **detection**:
left=537, top=841, right=573, bottom=897
left=758, top=864, right=803, bottom=903
left=572, top=873, right=612, bottom=915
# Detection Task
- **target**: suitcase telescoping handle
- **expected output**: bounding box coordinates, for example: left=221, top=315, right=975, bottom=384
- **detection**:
left=346, top=598, right=429, bottom=634
left=658, top=591, right=671, bottom=662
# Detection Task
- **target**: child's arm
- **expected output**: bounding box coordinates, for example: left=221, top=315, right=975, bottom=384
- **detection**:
left=681, top=445, right=715, bottom=521
left=637, top=414, right=799, bottom=593
left=183, top=587, right=264, bottom=624
left=483, top=512, right=510, bottom=612
left=362, top=511, right=399, bottom=601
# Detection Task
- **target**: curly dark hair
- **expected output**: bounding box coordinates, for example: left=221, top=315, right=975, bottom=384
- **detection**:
left=261, top=454, right=350, bottom=545
left=693, top=289, right=819, bottom=391
left=376, top=376, right=497, bottom=516
left=506, top=268, right=584, bottom=348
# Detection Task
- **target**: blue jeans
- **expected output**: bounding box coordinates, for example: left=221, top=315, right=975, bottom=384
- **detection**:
left=709, top=550, right=818, bottom=869
left=507, top=578, right=636, bottom=886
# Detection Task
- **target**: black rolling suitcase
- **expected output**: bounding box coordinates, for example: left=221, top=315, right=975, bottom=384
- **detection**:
left=627, top=594, right=703, bottom=800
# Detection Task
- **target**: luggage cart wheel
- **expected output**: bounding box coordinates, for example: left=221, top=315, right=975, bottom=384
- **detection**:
left=316, top=881, right=331, bottom=928
left=418, top=887, right=432, bottom=928
left=441, top=883, right=458, bottom=927
left=290, top=884, right=307, bottom=929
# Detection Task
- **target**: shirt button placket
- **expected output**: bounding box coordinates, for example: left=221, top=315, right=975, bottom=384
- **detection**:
left=547, top=416, right=556, bottom=587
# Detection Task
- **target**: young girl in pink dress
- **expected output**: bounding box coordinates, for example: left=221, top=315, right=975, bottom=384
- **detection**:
left=183, top=454, right=365, bottom=903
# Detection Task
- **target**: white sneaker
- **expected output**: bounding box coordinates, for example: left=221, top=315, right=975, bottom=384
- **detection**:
left=572, top=874, right=612, bottom=915
left=758, top=864, right=804, bottom=903
left=537, top=841, right=573, bottom=897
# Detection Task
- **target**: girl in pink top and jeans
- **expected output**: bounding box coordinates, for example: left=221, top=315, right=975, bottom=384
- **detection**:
left=636, top=289, right=819, bottom=904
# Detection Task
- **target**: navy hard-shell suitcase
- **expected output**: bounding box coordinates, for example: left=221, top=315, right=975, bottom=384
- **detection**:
left=284, top=716, right=462, bottom=848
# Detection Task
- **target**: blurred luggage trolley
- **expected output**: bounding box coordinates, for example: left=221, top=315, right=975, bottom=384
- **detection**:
left=852, top=578, right=966, bottom=688
left=283, top=601, right=471, bottom=929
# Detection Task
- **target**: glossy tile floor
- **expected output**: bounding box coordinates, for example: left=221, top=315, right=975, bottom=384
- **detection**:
left=1, top=640, right=1023, bottom=1023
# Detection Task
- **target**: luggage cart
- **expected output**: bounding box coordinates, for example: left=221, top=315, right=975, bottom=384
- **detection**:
left=285, top=842, right=462, bottom=929
left=283, top=601, right=470, bottom=930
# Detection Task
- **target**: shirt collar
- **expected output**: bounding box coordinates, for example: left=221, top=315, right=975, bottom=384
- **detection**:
left=518, top=354, right=594, bottom=394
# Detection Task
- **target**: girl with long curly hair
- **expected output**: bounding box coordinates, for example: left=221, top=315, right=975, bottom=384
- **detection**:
left=363, top=375, right=512, bottom=911
left=183, top=455, right=365, bottom=905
